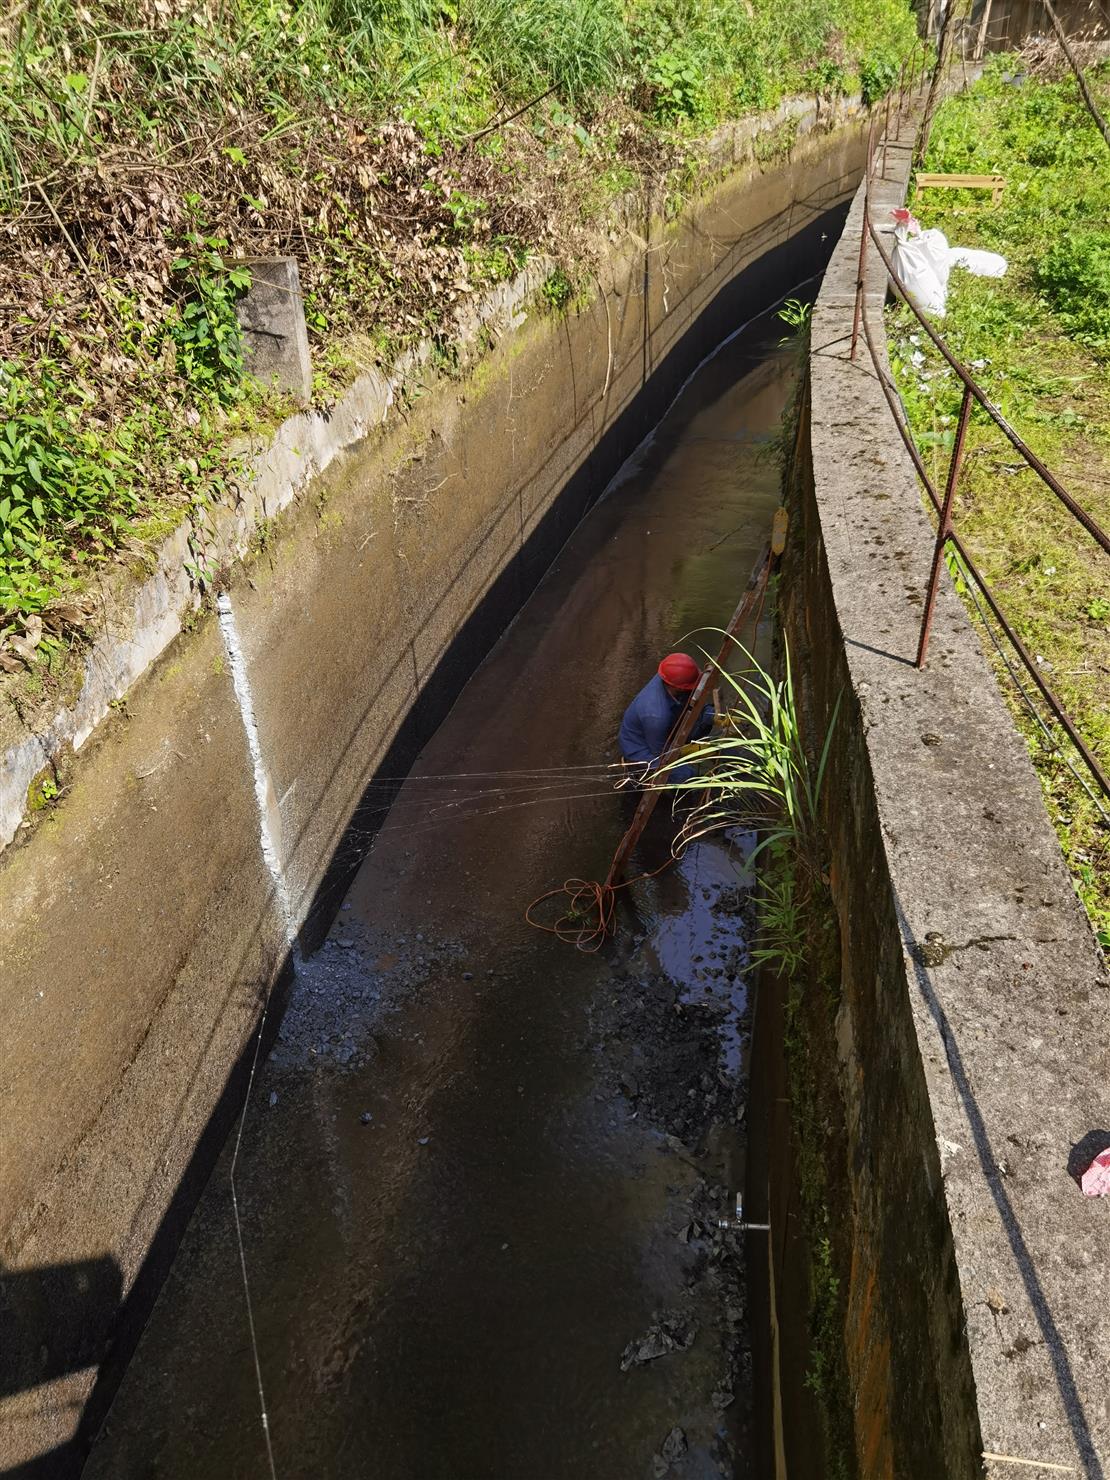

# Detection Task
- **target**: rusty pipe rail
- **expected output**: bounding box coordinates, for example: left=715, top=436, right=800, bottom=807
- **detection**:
left=858, top=295, right=1110, bottom=802
left=848, top=134, right=1110, bottom=804
left=864, top=219, right=1110, bottom=558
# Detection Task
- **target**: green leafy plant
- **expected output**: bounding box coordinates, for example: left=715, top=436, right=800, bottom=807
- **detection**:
left=168, top=236, right=253, bottom=403
left=441, top=188, right=488, bottom=235
left=0, top=359, right=135, bottom=613
left=859, top=54, right=898, bottom=106
left=27, top=770, right=60, bottom=810
left=666, top=640, right=837, bottom=861
left=1033, top=230, right=1110, bottom=353
left=804, top=58, right=848, bottom=97
left=777, top=297, right=812, bottom=348
left=540, top=267, right=574, bottom=312
left=778, top=299, right=812, bottom=332
left=646, top=50, right=708, bottom=123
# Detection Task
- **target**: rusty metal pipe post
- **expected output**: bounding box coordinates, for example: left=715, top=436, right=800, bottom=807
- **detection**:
left=916, top=384, right=973, bottom=667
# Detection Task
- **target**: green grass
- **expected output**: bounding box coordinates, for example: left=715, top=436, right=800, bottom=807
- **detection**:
left=887, top=56, right=1110, bottom=948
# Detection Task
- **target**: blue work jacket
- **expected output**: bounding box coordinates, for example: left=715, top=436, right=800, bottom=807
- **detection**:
left=618, top=674, right=714, bottom=783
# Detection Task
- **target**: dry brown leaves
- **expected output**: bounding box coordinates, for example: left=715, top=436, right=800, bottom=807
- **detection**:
left=1020, top=35, right=1110, bottom=79
left=0, top=44, right=694, bottom=652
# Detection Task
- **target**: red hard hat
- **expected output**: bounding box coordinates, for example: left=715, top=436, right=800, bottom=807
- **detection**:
left=658, top=653, right=701, bottom=691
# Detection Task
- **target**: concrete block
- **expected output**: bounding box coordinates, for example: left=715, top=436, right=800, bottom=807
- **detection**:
left=236, top=256, right=313, bottom=404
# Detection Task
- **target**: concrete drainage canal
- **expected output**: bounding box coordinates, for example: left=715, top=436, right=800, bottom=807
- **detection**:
left=84, top=296, right=815, bottom=1480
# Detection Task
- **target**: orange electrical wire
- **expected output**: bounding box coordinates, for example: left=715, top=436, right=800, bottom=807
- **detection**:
left=524, top=853, right=677, bottom=952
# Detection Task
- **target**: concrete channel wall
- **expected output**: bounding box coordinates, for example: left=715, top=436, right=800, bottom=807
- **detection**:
left=783, top=129, right=1110, bottom=1475
left=0, top=107, right=867, bottom=1471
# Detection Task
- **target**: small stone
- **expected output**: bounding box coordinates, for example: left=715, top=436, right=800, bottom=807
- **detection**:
left=914, top=931, right=949, bottom=967
left=269, top=1091, right=279, bottom=1108
left=921, top=732, right=942, bottom=746
left=418, top=1136, right=430, bottom=1146
left=338, top=939, right=356, bottom=950
left=360, top=1111, right=373, bottom=1125
left=662, top=1427, right=687, bottom=1461
left=462, top=971, right=474, bottom=981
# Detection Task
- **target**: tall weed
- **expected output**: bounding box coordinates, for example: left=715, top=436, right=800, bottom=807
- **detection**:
left=659, top=640, right=840, bottom=976
left=464, top=0, right=629, bottom=101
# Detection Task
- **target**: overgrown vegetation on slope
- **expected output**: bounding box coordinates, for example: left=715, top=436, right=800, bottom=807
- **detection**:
left=0, top=0, right=918, bottom=665
left=886, top=54, right=1110, bottom=946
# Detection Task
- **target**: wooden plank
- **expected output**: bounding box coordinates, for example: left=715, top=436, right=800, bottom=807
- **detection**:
left=914, top=172, right=1006, bottom=205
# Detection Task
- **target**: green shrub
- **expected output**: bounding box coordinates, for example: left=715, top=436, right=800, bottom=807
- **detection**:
left=1034, top=230, right=1110, bottom=352
left=168, top=237, right=253, bottom=404
left=859, top=54, right=898, bottom=105
left=645, top=49, right=709, bottom=122
left=804, top=58, right=849, bottom=96
left=540, top=267, right=574, bottom=311
left=0, top=361, right=135, bottom=613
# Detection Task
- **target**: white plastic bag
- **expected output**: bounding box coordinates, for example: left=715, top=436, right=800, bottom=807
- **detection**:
left=892, top=236, right=949, bottom=317
left=948, top=246, right=1008, bottom=278
left=920, top=228, right=952, bottom=291
left=890, top=209, right=949, bottom=318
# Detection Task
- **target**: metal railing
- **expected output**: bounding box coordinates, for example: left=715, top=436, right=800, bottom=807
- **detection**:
left=847, top=115, right=1110, bottom=807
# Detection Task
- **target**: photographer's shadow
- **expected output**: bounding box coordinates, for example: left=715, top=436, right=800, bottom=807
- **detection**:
left=0, top=1254, right=122, bottom=1478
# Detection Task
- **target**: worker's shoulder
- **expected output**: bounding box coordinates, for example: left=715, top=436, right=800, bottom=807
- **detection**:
left=629, top=673, right=665, bottom=711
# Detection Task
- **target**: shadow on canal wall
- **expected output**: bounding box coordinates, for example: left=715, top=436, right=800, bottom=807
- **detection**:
left=0, top=108, right=868, bottom=1473
left=772, top=121, right=1110, bottom=1479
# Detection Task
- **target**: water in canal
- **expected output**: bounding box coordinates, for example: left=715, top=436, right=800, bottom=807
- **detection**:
left=86, top=295, right=805, bottom=1480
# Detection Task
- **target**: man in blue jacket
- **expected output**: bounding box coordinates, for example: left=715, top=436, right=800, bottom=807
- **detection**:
left=619, top=652, right=715, bottom=785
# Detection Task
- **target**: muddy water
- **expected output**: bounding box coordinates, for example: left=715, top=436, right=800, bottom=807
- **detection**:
left=86, top=302, right=801, bottom=1480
